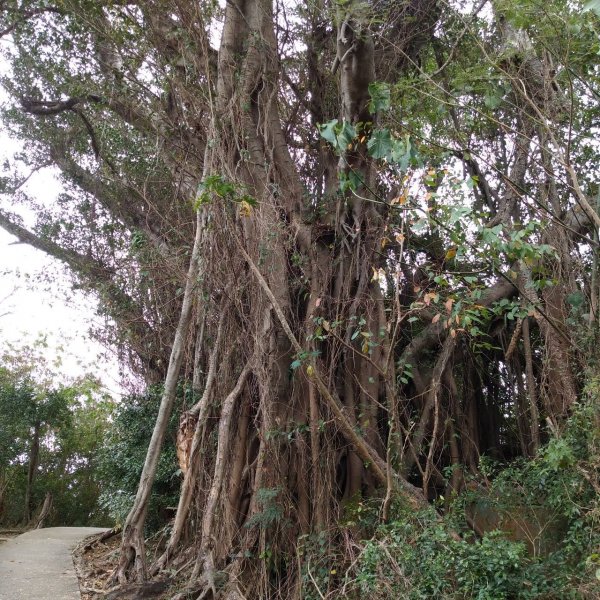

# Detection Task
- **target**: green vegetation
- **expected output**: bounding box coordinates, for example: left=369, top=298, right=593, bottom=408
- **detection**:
left=0, top=347, right=113, bottom=527
left=310, top=397, right=600, bottom=600
left=97, top=386, right=181, bottom=532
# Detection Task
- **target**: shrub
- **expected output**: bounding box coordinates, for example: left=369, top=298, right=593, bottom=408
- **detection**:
left=301, top=393, right=600, bottom=599
left=97, top=385, right=182, bottom=531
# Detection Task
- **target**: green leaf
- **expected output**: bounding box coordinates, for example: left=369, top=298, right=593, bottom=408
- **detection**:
left=484, top=91, right=503, bottom=109
left=337, top=121, right=357, bottom=149
left=368, top=82, right=391, bottom=113
left=339, top=170, right=364, bottom=193
left=367, top=128, right=393, bottom=159
left=411, top=218, right=429, bottom=233
left=566, top=292, right=585, bottom=308
left=318, top=119, right=339, bottom=146
left=389, top=135, right=413, bottom=171
left=318, top=120, right=356, bottom=154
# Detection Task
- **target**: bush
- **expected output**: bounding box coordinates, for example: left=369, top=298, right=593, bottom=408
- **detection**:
left=301, top=393, right=600, bottom=599
left=97, top=385, right=182, bottom=532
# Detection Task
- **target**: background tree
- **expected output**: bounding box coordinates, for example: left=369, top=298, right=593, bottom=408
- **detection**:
left=0, top=0, right=599, bottom=597
left=97, top=384, right=182, bottom=532
left=0, top=349, right=113, bottom=527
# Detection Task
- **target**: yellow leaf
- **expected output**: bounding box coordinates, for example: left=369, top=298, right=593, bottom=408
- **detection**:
left=390, top=194, right=408, bottom=205
left=394, top=232, right=405, bottom=243
left=362, top=341, right=370, bottom=354
left=239, top=200, right=252, bottom=217
left=322, top=320, right=331, bottom=331
left=445, top=298, right=454, bottom=314
left=306, top=365, right=314, bottom=377
left=450, top=328, right=456, bottom=338
left=444, top=246, right=457, bottom=261
left=381, top=237, right=388, bottom=249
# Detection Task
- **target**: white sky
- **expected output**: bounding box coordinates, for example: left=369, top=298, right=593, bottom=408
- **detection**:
left=0, top=37, right=129, bottom=395
left=0, top=31, right=136, bottom=397
left=0, top=165, right=126, bottom=396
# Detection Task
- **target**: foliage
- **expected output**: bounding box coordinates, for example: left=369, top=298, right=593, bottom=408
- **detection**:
left=245, top=488, right=284, bottom=530
left=97, top=385, right=182, bottom=531
left=0, top=351, right=113, bottom=527
left=299, top=397, right=600, bottom=599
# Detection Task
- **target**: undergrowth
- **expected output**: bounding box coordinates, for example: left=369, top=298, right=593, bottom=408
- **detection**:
left=300, top=388, right=600, bottom=599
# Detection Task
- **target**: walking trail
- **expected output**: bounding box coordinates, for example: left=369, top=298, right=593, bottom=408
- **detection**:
left=0, top=527, right=108, bottom=600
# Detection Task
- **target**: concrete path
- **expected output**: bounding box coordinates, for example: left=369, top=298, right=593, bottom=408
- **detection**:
left=0, top=527, right=108, bottom=600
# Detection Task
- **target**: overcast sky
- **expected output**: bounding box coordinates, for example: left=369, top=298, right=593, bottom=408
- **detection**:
left=0, top=163, right=126, bottom=395
left=0, top=42, right=132, bottom=398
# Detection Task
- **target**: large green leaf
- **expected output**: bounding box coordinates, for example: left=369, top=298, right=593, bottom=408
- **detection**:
left=367, top=128, right=393, bottom=160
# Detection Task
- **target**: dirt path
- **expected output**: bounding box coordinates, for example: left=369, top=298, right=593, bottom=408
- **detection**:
left=0, top=527, right=108, bottom=600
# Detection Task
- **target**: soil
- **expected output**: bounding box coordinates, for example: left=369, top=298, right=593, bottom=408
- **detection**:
left=73, top=529, right=174, bottom=599
left=72, top=529, right=121, bottom=598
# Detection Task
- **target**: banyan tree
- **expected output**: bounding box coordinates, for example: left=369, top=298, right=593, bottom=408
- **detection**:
left=1, top=0, right=599, bottom=597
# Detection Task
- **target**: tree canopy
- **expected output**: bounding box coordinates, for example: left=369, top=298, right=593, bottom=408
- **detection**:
left=1, top=0, right=599, bottom=597
left=0, top=345, right=113, bottom=527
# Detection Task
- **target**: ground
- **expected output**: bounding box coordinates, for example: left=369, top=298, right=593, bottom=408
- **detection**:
left=0, top=527, right=108, bottom=600
left=73, top=530, right=173, bottom=599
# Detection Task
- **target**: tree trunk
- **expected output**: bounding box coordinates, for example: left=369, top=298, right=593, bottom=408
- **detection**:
left=33, top=492, right=52, bottom=529
left=24, top=421, right=40, bottom=524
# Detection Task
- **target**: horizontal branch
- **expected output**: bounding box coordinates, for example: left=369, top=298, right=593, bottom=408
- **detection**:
left=399, top=278, right=517, bottom=368
left=0, top=209, right=159, bottom=372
